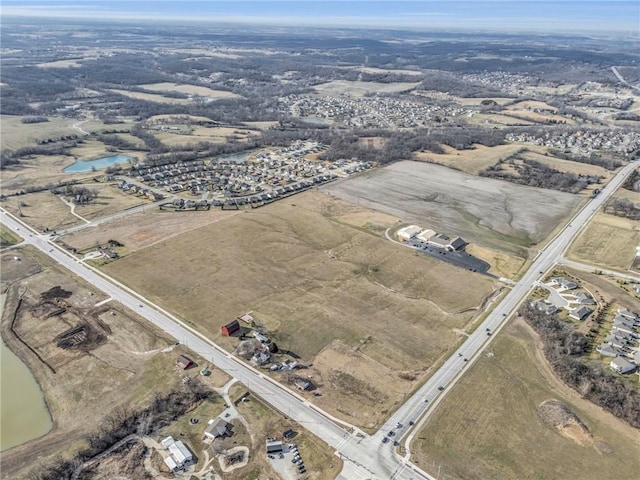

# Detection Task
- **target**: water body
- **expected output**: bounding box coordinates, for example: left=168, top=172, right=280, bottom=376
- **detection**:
left=64, top=154, right=132, bottom=173
left=214, top=151, right=253, bottom=164
left=0, top=294, right=52, bottom=451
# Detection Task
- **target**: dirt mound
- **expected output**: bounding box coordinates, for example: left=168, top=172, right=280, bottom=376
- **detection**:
left=40, top=286, right=72, bottom=300
left=537, top=399, right=592, bottom=445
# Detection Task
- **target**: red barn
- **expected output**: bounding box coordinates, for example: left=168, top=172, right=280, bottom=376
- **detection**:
left=221, top=320, right=240, bottom=337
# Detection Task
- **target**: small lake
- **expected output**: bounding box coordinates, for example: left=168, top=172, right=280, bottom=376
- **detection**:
left=214, top=151, right=253, bottom=164
left=64, top=154, right=132, bottom=173
left=0, top=294, right=52, bottom=451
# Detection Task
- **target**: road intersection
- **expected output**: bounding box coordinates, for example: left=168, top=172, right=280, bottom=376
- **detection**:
left=1, top=160, right=636, bottom=479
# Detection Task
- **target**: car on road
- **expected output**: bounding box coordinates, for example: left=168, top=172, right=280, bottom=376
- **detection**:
left=396, top=422, right=403, bottom=428
left=458, top=352, right=463, bottom=356
left=463, top=358, right=468, bottom=362
left=424, top=398, right=429, bottom=403
left=438, top=386, right=444, bottom=391
left=387, top=430, right=395, bottom=437
left=393, top=440, right=399, bottom=446
left=486, top=327, right=491, bottom=331
left=382, top=436, right=389, bottom=443
left=409, top=420, right=415, bottom=426
left=487, top=331, right=492, bottom=336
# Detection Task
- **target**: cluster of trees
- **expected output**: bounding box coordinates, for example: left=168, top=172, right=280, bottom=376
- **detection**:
left=622, top=169, right=640, bottom=192
left=26, top=381, right=212, bottom=480
left=605, top=198, right=640, bottom=220
left=130, top=125, right=168, bottom=154
left=481, top=158, right=598, bottom=193
left=547, top=148, right=623, bottom=171
left=20, top=116, right=49, bottom=124
left=96, top=134, right=142, bottom=151
left=519, top=304, right=640, bottom=428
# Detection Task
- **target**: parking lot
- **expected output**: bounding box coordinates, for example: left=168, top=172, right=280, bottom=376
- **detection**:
left=266, top=444, right=307, bottom=479
left=407, top=239, right=491, bottom=274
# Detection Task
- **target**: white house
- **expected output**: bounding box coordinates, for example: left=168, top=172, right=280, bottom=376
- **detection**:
left=416, top=229, right=436, bottom=243
left=161, top=436, right=193, bottom=472
left=551, top=277, right=578, bottom=290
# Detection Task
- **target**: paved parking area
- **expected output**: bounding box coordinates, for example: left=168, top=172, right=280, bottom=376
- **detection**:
left=266, top=444, right=306, bottom=480
left=407, top=240, right=491, bottom=274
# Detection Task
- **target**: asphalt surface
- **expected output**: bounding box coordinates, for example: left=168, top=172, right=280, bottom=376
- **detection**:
left=0, top=160, right=636, bottom=480
left=407, top=239, right=490, bottom=273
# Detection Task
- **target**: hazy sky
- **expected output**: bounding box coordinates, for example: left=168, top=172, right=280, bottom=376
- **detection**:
left=2, top=1, right=638, bottom=35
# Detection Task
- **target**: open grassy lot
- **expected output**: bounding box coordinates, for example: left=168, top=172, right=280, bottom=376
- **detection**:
left=0, top=223, right=22, bottom=248
left=152, top=126, right=258, bottom=147
left=2, top=191, right=80, bottom=233
left=465, top=243, right=526, bottom=279
left=313, top=80, right=420, bottom=97
left=466, top=112, right=535, bottom=126
left=109, top=88, right=192, bottom=105
left=73, top=183, right=147, bottom=220
left=518, top=149, right=613, bottom=179
left=0, top=246, right=193, bottom=478
left=412, top=319, right=640, bottom=480
left=0, top=115, right=78, bottom=150
left=59, top=208, right=241, bottom=252
left=102, top=191, right=496, bottom=428
left=453, top=97, right=515, bottom=106
left=414, top=144, right=525, bottom=175
left=322, top=161, right=582, bottom=256
left=141, top=82, right=241, bottom=99
left=568, top=211, right=640, bottom=271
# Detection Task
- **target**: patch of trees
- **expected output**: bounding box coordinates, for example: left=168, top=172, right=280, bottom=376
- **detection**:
left=519, top=304, right=640, bottom=429
left=547, top=148, right=623, bottom=171
left=481, top=158, right=599, bottom=193
left=622, top=169, right=640, bottom=192
left=26, top=380, right=212, bottom=480
left=21, top=116, right=49, bottom=124
left=418, top=70, right=513, bottom=98
left=130, top=125, right=168, bottom=154
left=604, top=198, right=640, bottom=220
left=614, top=112, right=640, bottom=121
left=96, top=134, right=142, bottom=151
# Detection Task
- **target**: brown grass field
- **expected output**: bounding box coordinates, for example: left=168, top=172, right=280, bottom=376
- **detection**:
left=453, top=97, right=515, bottom=106
left=0, top=223, right=22, bottom=248
left=2, top=191, right=81, bottom=232
left=1, top=115, right=78, bottom=150
left=466, top=112, right=535, bottom=126
left=73, top=183, right=148, bottom=220
left=101, top=191, right=496, bottom=428
left=414, top=144, right=525, bottom=175
left=141, top=82, right=241, bottom=99
left=412, top=318, right=640, bottom=480
left=0, top=247, right=231, bottom=478
left=518, top=149, right=613, bottom=179
left=109, top=89, right=192, bottom=105
left=568, top=210, right=640, bottom=271
left=322, top=161, right=582, bottom=257
left=153, top=126, right=258, bottom=147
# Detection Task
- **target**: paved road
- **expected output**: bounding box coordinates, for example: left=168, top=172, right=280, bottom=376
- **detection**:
left=1, top=160, right=636, bottom=480
left=558, top=257, right=640, bottom=283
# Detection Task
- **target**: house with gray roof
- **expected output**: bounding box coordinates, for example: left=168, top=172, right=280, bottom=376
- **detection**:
left=569, top=306, right=592, bottom=321
left=203, top=418, right=232, bottom=441
left=552, top=277, right=578, bottom=290
left=571, top=292, right=595, bottom=305
left=597, top=344, right=625, bottom=358
left=610, top=356, right=637, bottom=374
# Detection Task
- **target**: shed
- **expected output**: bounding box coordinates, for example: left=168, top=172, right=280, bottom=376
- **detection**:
left=239, top=313, right=254, bottom=324
left=221, top=320, right=240, bottom=336
left=447, top=236, right=466, bottom=251
left=176, top=355, right=194, bottom=370
left=266, top=440, right=284, bottom=453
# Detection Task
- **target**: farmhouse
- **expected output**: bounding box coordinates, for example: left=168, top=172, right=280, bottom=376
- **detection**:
left=204, top=418, right=232, bottom=441
left=610, top=357, right=637, bottom=375
left=551, top=277, right=578, bottom=290
left=176, top=355, right=194, bottom=370
left=569, top=306, right=593, bottom=321
left=396, top=225, right=421, bottom=242
left=221, top=320, right=240, bottom=336
left=161, top=436, right=194, bottom=472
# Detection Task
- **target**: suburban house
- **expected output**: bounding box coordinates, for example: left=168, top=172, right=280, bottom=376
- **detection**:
left=617, top=308, right=639, bottom=322
left=396, top=225, right=422, bottom=242
left=610, top=357, right=637, bottom=374
left=251, top=351, right=271, bottom=366
left=569, top=306, right=593, bottom=321
left=531, top=300, right=559, bottom=316
left=552, top=277, right=578, bottom=290
left=161, top=436, right=194, bottom=472
left=596, top=344, right=625, bottom=358
left=203, top=418, right=232, bottom=441
left=221, top=320, right=241, bottom=336
left=266, top=440, right=284, bottom=454
left=572, top=292, right=595, bottom=305
left=293, top=378, right=312, bottom=390
left=176, top=355, right=194, bottom=370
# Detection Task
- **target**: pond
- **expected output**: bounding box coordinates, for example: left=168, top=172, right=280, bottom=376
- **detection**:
left=0, top=294, right=52, bottom=451
left=64, top=154, right=132, bottom=173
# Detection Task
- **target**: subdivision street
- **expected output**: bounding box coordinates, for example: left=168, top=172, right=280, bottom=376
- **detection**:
left=1, top=160, right=636, bottom=480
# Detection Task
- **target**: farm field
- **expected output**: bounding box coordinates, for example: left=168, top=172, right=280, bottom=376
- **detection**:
left=72, top=183, right=148, bottom=221
left=568, top=210, right=640, bottom=272
left=466, top=112, right=535, bottom=126
left=141, top=82, right=241, bottom=99
left=0, top=115, right=78, bottom=150
left=0, top=247, right=227, bottom=478
left=313, top=80, right=420, bottom=97
left=412, top=319, right=640, bottom=480
left=414, top=144, right=525, bottom=175
left=322, top=161, right=582, bottom=256
left=101, top=191, right=497, bottom=429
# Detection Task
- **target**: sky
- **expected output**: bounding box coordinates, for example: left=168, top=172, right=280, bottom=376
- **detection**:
left=1, top=1, right=639, bottom=35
